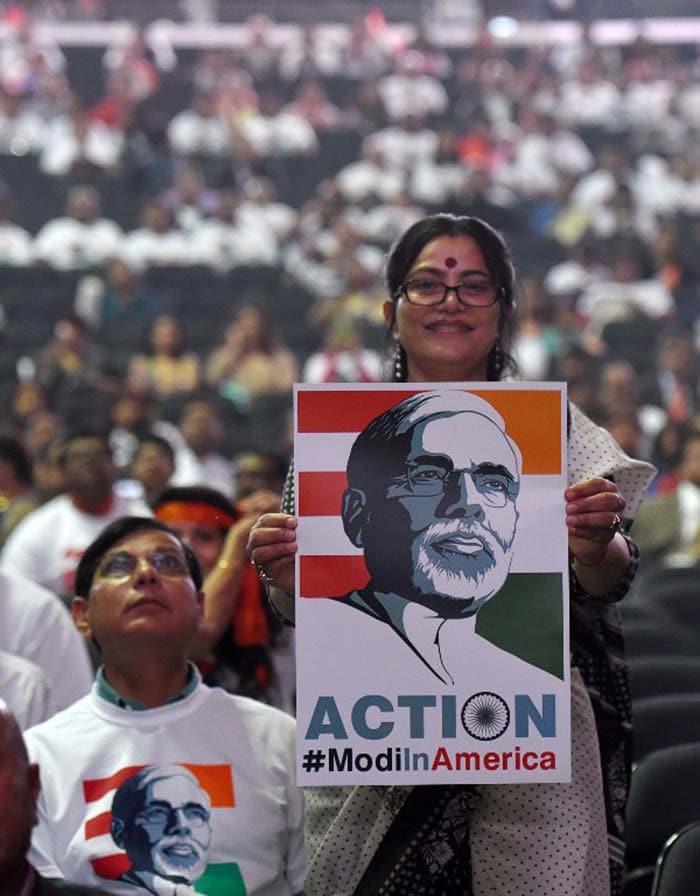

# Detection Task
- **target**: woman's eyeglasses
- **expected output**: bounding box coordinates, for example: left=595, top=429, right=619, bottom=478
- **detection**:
left=396, top=277, right=502, bottom=308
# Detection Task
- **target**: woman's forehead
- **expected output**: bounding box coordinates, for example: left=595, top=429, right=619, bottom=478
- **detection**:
left=106, top=529, right=184, bottom=556
left=410, top=235, right=487, bottom=272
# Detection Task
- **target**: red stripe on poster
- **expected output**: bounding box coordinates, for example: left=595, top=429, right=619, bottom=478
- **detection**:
left=298, top=472, right=348, bottom=516
left=90, top=853, right=131, bottom=880
left=83, top=766, right=144, bottom=803
left=298, top=390, right=417, bottom=432
left=300, top=555, right=369, bottom=597
left=85, top=811, right=112, bottom=840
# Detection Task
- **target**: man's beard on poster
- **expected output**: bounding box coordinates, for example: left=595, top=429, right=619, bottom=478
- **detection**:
left=411, top=517, right=514, bottom=611
left=153, top=835, right=208, bottom=883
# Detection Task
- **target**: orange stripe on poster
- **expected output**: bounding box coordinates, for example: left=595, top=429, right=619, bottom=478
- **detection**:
left=472, top=389, right=562, bottom=475
left=298, top=388, right=562, bottom=475
left=182, top=763, right=235, bottom=808
left=300, top=555, right=369, bottom=598
left=299, top=472, right=348, bottom=516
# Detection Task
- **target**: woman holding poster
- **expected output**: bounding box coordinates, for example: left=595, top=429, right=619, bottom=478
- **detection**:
left=248, top=214, right=655, bottom=896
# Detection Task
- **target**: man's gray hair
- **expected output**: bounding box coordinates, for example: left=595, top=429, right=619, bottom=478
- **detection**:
left=346, top=390, right=522, bottom=490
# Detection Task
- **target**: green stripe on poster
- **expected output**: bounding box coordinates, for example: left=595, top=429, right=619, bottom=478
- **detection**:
left=476, top=573, right=565, bottom=680
left=195, top=863, right=247, bottom=896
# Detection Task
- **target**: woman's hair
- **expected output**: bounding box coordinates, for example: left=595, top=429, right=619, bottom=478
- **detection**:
left=384, top=214, right=519, bottom=381
left=227, top=303, right=276, bottom=355
left=145, top=314, right=186, bottom=358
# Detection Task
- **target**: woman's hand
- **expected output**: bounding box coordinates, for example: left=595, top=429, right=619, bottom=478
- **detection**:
left=566, top=477, right=626, bottom=567
left=247, top=512, right=298, bottom=597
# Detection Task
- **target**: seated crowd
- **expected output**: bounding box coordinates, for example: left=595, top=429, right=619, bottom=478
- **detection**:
left=2, top=6, right=700, bottom=894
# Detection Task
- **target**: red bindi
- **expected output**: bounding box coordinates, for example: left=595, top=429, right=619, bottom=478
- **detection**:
left=444, top=257, right=457, bottom=268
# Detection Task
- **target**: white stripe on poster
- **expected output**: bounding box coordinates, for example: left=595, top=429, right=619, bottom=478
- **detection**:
left=296, top=432, right=357, bottom=470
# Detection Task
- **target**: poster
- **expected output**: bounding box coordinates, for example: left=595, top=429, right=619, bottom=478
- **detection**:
left=295, top=383, right=570, bottom=785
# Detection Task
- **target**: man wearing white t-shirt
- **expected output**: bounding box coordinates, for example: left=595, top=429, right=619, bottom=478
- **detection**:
left=32, top=186, right=123, bottom=271
left=25, top=517, right=304, bottom=896
left=0, top=569, right=93, bottom=712
left=1, top=432, right=150, bottom=597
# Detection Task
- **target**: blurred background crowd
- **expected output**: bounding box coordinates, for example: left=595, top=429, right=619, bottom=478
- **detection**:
left=2, top=2, right=700, bottom=890
left=4, top=2, right=700, bottom=587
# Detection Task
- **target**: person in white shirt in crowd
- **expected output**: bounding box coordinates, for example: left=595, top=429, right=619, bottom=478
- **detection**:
left=577, top=248, right=674, bottom=325
left=239, top=14, right=279, bottom=82
left=356, top=190, right=425, bottom=247
left=0, top=10, right=65, bottom=96
left=505, top=110, right=593, bottom=196
left=377, top=48, right=449, bottom=122
left=284, top=214, right=383, bottom=301
left=0, top=89, right=44, bottom=157
left=335, top=139, right=406, bottom=205
left=365, top=111, right=440, bottom=172
left=240, top=87, right=318, bottom=159
left=38, top=98, right=123, bottom=178
left=167, top=91, right=229, bottom=157
left=585, top=183, right=658, bottom=244
left=337, top=15, right=390, bottom=81
left=25, top=516, right=305, bottom=895
left=0, top=567, right=93, bottom=712
left=33, top=185, right=122, bottom=270
left=285, top=79, right=342, bottom=134
left=171, top=398, right=234, bottom=498
left=1, top=431, right=149, bottom=598
left=0, top=651, right=53, bottom=731
left=557, top=58, right=622, bottom=130
left=277, top=23, right=344, bottom=82
left=237, top=176, right=298, bottom=241
left=121, top=199, right=192, bottom=271
left=0, top=182, right=33, bottom=266
left=192, top=189, right=279, bottom=272
left=409, top=127, right=467, bottom=206
left=570, top=143, right=631, bottom=213
left=302, top=314, right=382, bottom=384
left=621, top=64, right=675, bottom=135
left=161, top=163, right=219, bottom=232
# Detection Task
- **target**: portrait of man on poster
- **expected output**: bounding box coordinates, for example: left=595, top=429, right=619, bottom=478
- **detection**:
left=110, top=765, right=212, bottom=893
left=335, top=390, right=523, bottom=684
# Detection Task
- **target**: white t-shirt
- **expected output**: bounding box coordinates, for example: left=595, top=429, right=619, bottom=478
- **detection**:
left=0, top=649, right=54, bottom=730
left=171, top=448, right=234, bottom=499
left=0, top=492, right=151, bottom=596
left=33, top=216, right=124, bottom=270
left=26, top=681, right=305, bottom=896
left=0, top=569, right=92, bottom=712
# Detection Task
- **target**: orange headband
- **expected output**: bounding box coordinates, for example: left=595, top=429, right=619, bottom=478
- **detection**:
left=155, top=501, right=236, bottom=531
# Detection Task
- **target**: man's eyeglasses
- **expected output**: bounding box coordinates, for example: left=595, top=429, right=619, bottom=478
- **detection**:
left=402, top=462, right=518, bottom=507
left=396, top=277, right=502, bottom=308
left=97, top=549, right=190, bottom=579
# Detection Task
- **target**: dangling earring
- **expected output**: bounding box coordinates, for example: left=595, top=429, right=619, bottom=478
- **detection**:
left=393, top=344, right=406, bottom=382
left=489, top=344, right=502, bottom=380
